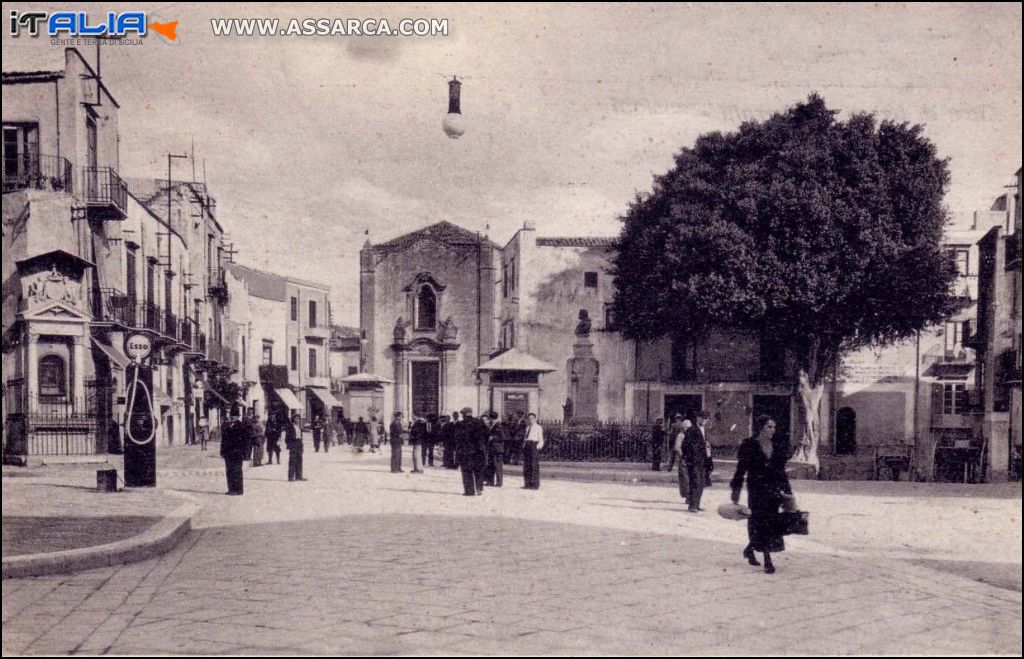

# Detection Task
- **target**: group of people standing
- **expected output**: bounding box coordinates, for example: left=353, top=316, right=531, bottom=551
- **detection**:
left=651, top=411, right=715, bottom=513
left=384, top=407, right=545, bottom=495
left=220, top=408, right=314, bottom=494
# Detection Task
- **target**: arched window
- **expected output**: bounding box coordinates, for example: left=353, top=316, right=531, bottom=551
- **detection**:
left=836, top=407, right=857, bottom=455
left=39, top=354, right=67, bottom=398
left=415, top=285, right=437, bottom=331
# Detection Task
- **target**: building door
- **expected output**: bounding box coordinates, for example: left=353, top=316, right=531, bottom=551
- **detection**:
left=752, top=395, right=792, bottom=445
left=410, top=361, right=439, bottom=418
left=664, top=394, right=703, bottom=422
left=835, top=407, right=857, bottom=455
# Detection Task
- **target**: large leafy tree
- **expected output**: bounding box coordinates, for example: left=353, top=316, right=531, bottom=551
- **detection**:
left=611, top=95, right=957, bottom=472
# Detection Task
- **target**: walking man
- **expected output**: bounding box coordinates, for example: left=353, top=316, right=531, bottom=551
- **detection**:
left=286, top=412, right=307, bottom=482
left=683, top=411, right=710, bottom=512
left=522, top=412, right=544, bottom=490
left=389, top=411, right=405, bottom=473
left=265, top=413, right=282, bottom=465
left=220, top=408, right=248, bottom=495
left=456, top=407, right=487, bottom=496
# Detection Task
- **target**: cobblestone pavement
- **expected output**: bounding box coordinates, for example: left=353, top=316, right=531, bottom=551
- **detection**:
left=3, top=448, right=1021, bottom=655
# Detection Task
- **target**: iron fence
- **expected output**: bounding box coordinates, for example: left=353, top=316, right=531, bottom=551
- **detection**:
left=537, top=420, right=653, bottom=462
left=3, top=379, right=114, bottom=457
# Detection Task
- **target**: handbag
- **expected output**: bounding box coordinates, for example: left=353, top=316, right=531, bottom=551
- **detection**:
left=781, top=511, right=809, bottom=536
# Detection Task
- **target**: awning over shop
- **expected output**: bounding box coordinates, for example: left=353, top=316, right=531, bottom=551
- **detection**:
left=308, top=386, right=344, bottom=408
left=926, top=362, right=975, bottom=378
left=274, top=387, right=303, bottom=410
left=476, top=348, right=556, bottom=373
left=90, top=338, right=129, bottom=370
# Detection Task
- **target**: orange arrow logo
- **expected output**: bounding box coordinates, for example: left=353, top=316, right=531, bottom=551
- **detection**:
left=149, top=20, right=178, bottom=41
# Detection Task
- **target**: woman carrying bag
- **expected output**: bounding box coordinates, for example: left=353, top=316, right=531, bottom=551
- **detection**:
left=729, top=414, right=793, bottom=574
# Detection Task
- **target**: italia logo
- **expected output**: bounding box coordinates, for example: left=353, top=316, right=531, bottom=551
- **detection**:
left=9, top=11, right=178, bottom=40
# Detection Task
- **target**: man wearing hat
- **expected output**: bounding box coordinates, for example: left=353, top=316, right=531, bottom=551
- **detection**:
left=455, top=407, right=488, bottom=495
left=389, top=411, right=406, bottom=473
left=220, top=407, right=249, bottom=495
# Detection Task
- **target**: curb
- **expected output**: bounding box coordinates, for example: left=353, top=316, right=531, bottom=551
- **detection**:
left=1, top=490, right=202, bottom=580
left=502, top=464, right=734, bottom=486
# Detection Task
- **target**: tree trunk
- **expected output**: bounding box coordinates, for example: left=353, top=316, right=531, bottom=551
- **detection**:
left=793, top=369, right=824, bottom=475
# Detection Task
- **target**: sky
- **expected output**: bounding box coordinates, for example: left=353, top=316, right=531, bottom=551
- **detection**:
left=3, top=3, right=1021, bottom=325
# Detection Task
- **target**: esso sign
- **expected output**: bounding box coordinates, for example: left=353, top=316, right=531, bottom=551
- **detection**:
left=124, top=333, right=152, bottom=363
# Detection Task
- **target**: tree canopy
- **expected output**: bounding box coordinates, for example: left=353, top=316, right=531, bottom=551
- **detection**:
left=612, top=94, right=958, bottom=384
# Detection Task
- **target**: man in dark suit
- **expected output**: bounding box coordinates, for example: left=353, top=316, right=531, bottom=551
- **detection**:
left=285, top=412, right=307, bottom=482
left=220, top=408, right=249, bottom=495
left=484, top=411, right=508, bottom=487
left=441, top=411, right=459, bottom=468
left=455, top=407, right=487, bottom=496
left=650, top=418, right=665, bottom=471
left=510, top=410, right=527, bottom=465
left=389, top=411, right=406, bottom=473
left=683, top=410, right=711, bottom=512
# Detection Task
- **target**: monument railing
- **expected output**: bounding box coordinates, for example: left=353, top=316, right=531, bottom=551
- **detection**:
left=537, top=420, right=652, bottom=463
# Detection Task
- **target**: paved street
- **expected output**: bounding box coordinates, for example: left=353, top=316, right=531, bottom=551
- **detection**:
left=3, top=448, right=1021, bottom=656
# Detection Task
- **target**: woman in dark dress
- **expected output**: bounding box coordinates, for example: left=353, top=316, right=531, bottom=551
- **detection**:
left=730, top=414, right=792, bottom=574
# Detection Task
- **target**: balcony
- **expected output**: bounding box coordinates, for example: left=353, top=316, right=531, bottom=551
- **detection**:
left=2, top=153, right=74, bottom=195
left=164, top=311, right=179, bottom=343
left=139, top=301, right=163, bottom=335
left=179, top=317, right=197, bottom=352
left=82, top=166, right=128, bottom=219
left=92, top=288, right=137, bottom=327
left=208, top=267, right=228, bottom=303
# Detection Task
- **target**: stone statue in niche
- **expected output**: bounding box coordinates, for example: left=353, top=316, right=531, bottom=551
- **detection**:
left=439, top=316, right=459, bottom=342
left=575, top=309, right=591, bottom=337
left=393, top=317, right=409, bottom=343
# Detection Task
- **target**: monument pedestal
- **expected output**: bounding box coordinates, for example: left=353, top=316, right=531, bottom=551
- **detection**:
left=566, top=337, right=599, bottom=425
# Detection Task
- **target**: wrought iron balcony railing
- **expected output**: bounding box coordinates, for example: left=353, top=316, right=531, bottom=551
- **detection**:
left=2, top=153, right=74, bottom=194
left=82, top=166, right=128, bottom=218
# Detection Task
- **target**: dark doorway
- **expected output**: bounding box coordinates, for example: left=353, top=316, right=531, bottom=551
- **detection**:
left=835, top=407, right=857, bottom=455
left=752, top=395, right=791, bottom=445
left=664, top=394, right=703, bottom=423
left=411, top=361, right=440, bottom=418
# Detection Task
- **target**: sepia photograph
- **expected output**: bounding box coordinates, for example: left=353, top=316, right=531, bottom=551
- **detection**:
left=1, top=2, right=1021, bottom=656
